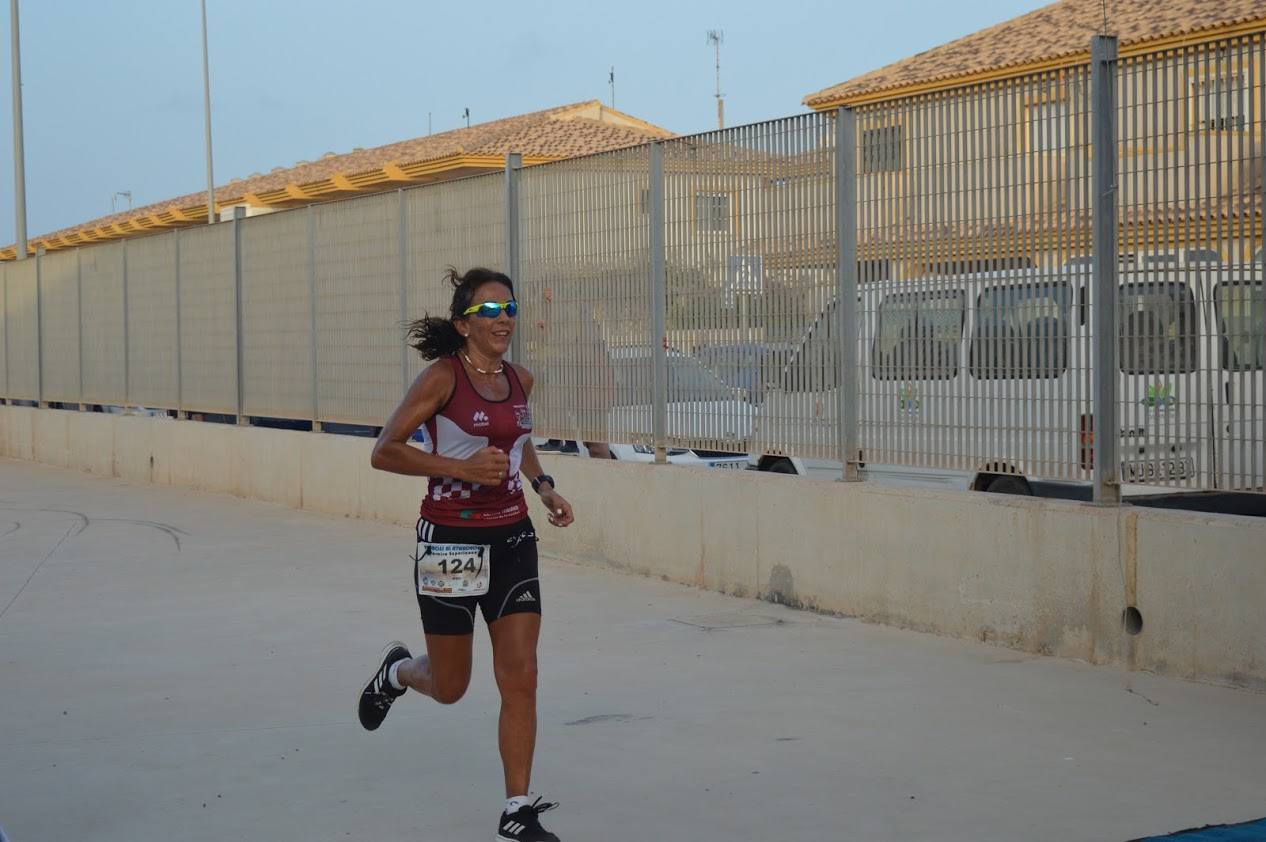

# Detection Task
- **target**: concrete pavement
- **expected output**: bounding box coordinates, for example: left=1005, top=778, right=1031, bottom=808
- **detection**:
left=1, top=459, right=1264, bottom=842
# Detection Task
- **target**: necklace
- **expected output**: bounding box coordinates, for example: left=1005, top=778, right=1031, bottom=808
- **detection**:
left=462, top=351, right=504, bottom=375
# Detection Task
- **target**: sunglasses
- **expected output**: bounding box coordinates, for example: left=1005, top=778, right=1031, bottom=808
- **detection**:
left=462, top=300, right=518, bottom=319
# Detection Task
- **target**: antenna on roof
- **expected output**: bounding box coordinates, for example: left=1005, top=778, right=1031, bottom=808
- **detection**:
left=609, top=66, right=615, bottom=110
left=463, top=107, right=471, bottom=128
left=706, top=29, right=724, bottom=130
left=111, top=191, right=132, bottom=213
left=428, top=112, right=432, bottom=135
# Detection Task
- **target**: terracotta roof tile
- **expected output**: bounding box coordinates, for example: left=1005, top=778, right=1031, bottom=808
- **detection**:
left=18, top=101, right=671, bottom=253
left=804, top=0, right=1266, bottom=108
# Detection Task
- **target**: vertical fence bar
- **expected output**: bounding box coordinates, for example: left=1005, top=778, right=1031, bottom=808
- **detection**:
left=505, top=153, right=522, bottom=362
left=398, top=188, right=409, bottom=392
left=649, top=141, right=667, bottom=462
left=122, top=241, right=130, bottom=408
left=3, top=266, right=8, bottom=401
left=308, top=205, right=320, bottom=430
left=1091, top=35, right=1121, bottom=504
left=836, top=106, right=861, bottom=480
left=233, top=207, right=246, bottom=424
left=174, top=229, right=184, bottom=417
left=34, top=250, right=43, bottom=405
left=76, top=249, right=85, bottom=409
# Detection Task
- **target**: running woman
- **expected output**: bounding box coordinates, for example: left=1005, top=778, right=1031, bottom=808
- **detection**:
left=358, top=267, right=574, bottom=842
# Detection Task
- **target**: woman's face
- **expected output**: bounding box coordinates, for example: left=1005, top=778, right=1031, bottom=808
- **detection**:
left=457, top=281, right=516, bottom=358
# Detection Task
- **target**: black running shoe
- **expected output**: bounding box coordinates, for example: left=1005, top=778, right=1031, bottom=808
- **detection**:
left=536, top=440, right=563, bottom=452
left=496, top=797, right=560, bottom=842
left=357, top=641, right=410, bottom=731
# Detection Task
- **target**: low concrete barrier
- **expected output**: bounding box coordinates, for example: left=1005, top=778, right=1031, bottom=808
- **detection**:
left=3, top=404, right=1263, bottom=687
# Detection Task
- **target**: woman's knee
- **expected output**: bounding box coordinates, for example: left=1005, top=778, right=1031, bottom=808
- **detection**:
left=494, top=655, right=538, bottom=695
left=431, top=672, right=470, bottom=705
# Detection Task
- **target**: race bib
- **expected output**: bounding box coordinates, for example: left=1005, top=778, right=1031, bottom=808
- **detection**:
left=416, top=542, right=491, bottom=596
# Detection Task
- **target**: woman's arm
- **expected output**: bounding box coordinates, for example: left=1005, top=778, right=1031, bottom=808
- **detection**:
left=371, top=362, right=509, bottom=486
left=514, top=365, right=574, bottom=527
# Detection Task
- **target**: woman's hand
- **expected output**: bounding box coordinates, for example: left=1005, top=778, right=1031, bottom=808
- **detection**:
left=462, top=447, right=509, bottom=486
left=539, top=488, right=574, bottom=527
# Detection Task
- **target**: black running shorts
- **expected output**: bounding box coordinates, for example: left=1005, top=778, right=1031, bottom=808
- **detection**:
left=414, top=516, right=541, bottom=636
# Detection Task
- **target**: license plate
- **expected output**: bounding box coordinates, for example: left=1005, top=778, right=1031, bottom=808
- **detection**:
left=708, top=460, right=747, bottom=470
left=1121, top=457, right=1194, bottom=483
left=416, top=542, right=491, bottom=596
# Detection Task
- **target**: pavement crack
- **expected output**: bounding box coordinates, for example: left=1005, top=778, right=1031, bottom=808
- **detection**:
left=1126, top=687, right=1160, bottom=707
left=0, top=520, right=77, bottom=622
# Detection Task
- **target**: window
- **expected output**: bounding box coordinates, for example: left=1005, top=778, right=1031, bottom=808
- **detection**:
left=779, top=300, right=840, bottom=393
left=695, top=192, right=730, bottom=233
left=861, top=124, right=903, bottom=173
left=859, top=260, right=892, bottom=282
left=668, top=355, right=736, bottom=401
left=1194, top=73, right=1248, bottom=131
left=1118, top=282, right=1199, bottom=374
left=969, top=282, right=1071, bottom=380
left=1215, top=282, right=1264, bottom=371
left=1030, top=101, right=1068, bottom=152
left=871, top=290, right=965, bottom=381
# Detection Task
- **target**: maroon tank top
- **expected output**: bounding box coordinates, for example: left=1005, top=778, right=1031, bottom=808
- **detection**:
left=420, top=355, right=533, bottom=527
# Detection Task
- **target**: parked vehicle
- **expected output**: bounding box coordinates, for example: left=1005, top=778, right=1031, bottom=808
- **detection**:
left=752, top=265, right=1264, bottom=497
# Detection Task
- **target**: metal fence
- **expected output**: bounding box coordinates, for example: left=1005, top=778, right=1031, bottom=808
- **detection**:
left=1, top=32, right=1262, bottom=498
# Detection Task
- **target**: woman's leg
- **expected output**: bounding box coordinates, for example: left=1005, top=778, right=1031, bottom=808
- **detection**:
left=397, top=633, right=474, bottom=704
left=487, top=612, right=541, bottom=797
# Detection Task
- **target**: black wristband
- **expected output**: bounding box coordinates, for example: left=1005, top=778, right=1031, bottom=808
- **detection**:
left=530, top=474, right=555, bottom=494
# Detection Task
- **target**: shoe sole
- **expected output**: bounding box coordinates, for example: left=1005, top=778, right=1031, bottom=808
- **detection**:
left=358, top=640, right=409, bottom=731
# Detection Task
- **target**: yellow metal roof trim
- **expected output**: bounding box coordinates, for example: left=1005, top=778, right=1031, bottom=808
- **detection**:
left=808, top=16, right=1266, bottom=110
left=382, top=163, right=411, bottom=181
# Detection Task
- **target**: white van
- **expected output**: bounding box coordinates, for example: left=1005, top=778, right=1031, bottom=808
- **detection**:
left=753, top=264, right=1264, bottom=496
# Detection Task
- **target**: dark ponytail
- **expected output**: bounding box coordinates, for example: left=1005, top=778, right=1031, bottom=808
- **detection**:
left=407, top=266, right=515, bottom=360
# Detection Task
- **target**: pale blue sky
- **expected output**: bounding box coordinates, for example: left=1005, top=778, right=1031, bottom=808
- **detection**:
left=0, top=0, right=1050, bottom=242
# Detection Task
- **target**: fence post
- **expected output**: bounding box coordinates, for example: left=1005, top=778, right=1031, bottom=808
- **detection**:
left=174, top=229, right=185, bottom=418
left=233, top=207, right=247, bottom=425
left=399, top=188, right=410, bottom=393
left=308, top=204, right=320, bottom=431
left=836, top=107, right=861, bottom=481
left=77, top=249, right=85, bottom=410
left=1090, top=35, right=1120, bottom=505
left=35, top=248, right=44, bottom=406
left=122, top=240, right=130, bottom=410
left=2, top=265, right=9, bottom=402
left=649, top=141, right=668, bottom=463
left=504, top=153, right=523, bottom=363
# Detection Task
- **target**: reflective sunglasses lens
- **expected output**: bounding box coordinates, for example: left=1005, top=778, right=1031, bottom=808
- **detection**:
left=504, top=300, right=518, bottom=317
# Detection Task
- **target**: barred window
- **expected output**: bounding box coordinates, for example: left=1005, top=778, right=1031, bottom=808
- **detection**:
left=861, top=124, right=903, bottom=173
left=694, top=192, right=730, bottom=233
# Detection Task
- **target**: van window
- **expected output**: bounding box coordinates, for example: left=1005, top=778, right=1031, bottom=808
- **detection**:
left=1118, top=282, right=1199, bottom=374
left=778, top=301, right=840, bottom=392
left=1215, top=282, right=1265, bottom=371
left=969, top=282, right=1071, bottom=380
left=871, top=290, right=964, bottom=381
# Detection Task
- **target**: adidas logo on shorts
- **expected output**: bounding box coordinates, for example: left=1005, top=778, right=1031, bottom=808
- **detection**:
left=516, top=591, right=536, bottom=604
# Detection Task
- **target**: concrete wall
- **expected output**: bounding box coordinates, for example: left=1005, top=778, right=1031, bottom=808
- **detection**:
left=3, top=404, right=1263, bottom=688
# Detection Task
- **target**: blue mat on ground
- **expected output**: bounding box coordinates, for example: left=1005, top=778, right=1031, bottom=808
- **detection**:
left=1132, top=817, right=1266, bottom=840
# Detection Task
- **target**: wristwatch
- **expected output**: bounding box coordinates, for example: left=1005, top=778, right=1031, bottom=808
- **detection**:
left=530, top=474, right=555, bottom=494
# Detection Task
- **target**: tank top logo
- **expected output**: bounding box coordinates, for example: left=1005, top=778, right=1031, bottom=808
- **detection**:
left=513, top=404, right=533, bottom=430
left=472, top=410, right=490, bottom=428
